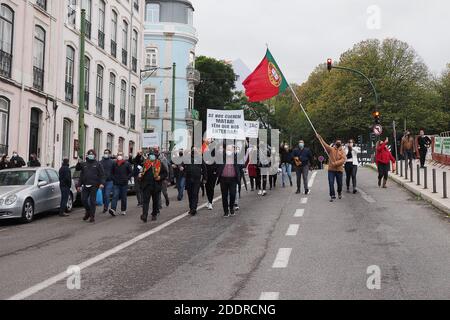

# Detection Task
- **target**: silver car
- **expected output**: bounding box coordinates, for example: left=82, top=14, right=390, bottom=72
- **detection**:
left=0, top=167, right=77, bottom=223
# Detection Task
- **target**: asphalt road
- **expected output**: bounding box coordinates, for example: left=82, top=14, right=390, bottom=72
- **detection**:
left=0, top=167, right=449, bottom=300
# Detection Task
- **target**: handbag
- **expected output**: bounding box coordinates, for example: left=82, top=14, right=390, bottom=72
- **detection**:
left=96, top=188, right=104, bottom=206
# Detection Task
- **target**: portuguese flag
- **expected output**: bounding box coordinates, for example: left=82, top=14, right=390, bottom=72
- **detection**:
left=243, top=49, right=289, bottom=102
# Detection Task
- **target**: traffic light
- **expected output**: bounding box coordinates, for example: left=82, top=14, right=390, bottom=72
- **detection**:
left=372, top=111, right=381, bottom=124
left=327, top=58, right=332, bottom=72
left=358, top=135, right=363, bottom=145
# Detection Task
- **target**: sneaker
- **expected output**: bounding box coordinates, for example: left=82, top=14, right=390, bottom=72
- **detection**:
left=103, top=207, right=108, bottom=213
left=140, top=215, right=147, bottom=223
left=305, top=189, right=310, bottom=195
left=207, top=203, right=213, bottom=210
left=120, top=211, right=126, bottom=216
left=353, top=190, right=358, bottom=194
left=234, top=204, right=240, bottom=211
left=257, top=190, right=263, bottom=196
left=109, top=209, right=117, bottom=217
left=89, top=217, right=95, bottom=223
left=262, top=190, right=267, bottom=196
left=338, top=193, right=342, bottom=199
left=296, top=190, right=301, bottom=194
left=224, top=212, right=230, bottom=218
left=83, top=213, right=90, bottom=221
left=151, top=215, right=157, bottom=221
left=230, top=210, right=236, bottom=217
left=189, top=209, right=197, bottom=216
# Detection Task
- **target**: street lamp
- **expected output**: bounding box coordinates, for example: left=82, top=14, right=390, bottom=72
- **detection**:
left=140, top=66, right=172, bottom=83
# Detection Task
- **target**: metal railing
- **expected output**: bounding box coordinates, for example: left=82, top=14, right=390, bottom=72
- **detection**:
left=122, top=49, right=128, bottom=65
left=108, top=103, right=115, bottom=121
left=96, top=97, right=103, bottom=116
left=33, top=66, right=44, bottom=91
left=186, top=66, right=201, bottom=84
left=110, top=40, right=117, bottom=58
left=98, top=30, right=105, bottom=49
left=141, top=106, right=160, bottom=119
left=0, top=50, right=12, bottom=78
left=120, top=109, right=126, bottom=125
left=65, top=82, right=74, bottom=103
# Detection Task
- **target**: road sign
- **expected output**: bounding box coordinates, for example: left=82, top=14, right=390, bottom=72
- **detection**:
left=373, top=124, right=383, bottom=136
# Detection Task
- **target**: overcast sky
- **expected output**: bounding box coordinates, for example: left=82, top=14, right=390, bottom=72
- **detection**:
left=193, top=0, right=450, bottom=84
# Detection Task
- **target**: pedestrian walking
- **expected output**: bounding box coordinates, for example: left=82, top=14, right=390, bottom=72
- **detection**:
left=28, top=154, right=41, bottom=167
left=155, top=148, right=170, bottom=210
left=100, top=149, right=114, bottom=213
left=173, top=150, right=186, bottom=201
left=109, top=152, right=133, bottom=216
left=376, top=137, right=396, bottom=188
left=400, top=130, right=415, bottom=172
left=257, top=143, right=270, bottom=197
left=204, top=142, right=218, bottom=210
left=140, top=149, right=168, bottom=223
left=216, top=145, right=241, bottom=217
left=58, top=157, right=71, bottom=217
left=316, top=134, right=346, bottom=202
left=417, top=129, right=432, bottom=168
left=343, top=139, right=360, bottom=194
left=280, top=144, right=293, bottom=188
left=269, top=147, right=279, bottom=190
left=292, top=140, right=313, bottom=195
left=10, top=151, right=25, bottom=168
left=184, top=147, right=207, bottom=216
left=76, top=150, right=105, bottom=223
left=132, top=151, right=144, bottom=207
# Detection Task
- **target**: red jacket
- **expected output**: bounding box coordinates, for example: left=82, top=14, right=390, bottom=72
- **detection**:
left=376, top=142, right=396, bottom=165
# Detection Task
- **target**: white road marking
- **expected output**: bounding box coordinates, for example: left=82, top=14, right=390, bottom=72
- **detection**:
left=294, top=209, right=304, bottom=217
left=0, top=229, right=7, bottom=232
left=358, top=188, right=376, bottom=203
left=308, top=171, right=318, bottom=188
left=286, top=224, right=300, bottom=236
left=8, top=195, right=224, bottom=301
left=259, top=292, right=280, bottom=300
left=272, top=248, right=292, bottom=269
left=300, top=198, right=308, bottom=204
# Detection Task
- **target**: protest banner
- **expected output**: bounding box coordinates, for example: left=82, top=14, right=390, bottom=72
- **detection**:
left=244, top=121, right=260, bottom=138
left=142, top=133, right=160, bottom=148
left=206, top=109, right=245, bottom=140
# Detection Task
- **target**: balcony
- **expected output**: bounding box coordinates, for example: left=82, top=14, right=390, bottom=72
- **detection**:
left=132, top=57, right=137, bottom=73
left=108, top=103, right=115, bottom=121
left=0, top=50, right=12, bottom=78
left=141, top=106, right=160, bottom=119
left=33, top=66, right=44, bottom=91
left=111, top=40, right=117, bottom=58
left=122, top=49, right=128, bottom=66
left=186, top=66, right=201, bottom=85
left=84, top=91, right=89, bottom=110
left=85, top=20, right=91, bottom=39
left=36, top=0, right=47, bottom=11
left=96, top=97, right=103, bottom=116
left=130, top=114, right=136, bottom=130
left=65, top=82, right=74, bottom=103
left=98, top=30, right=105, bottom=49
left=120, top=109, right=126, bottom=125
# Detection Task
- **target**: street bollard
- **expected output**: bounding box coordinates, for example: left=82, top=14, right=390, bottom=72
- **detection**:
left=400, top=160, right=403, bottom=177
left=405, top=162, right=408, bottom=180
left=443, top=172, right=448, bottom=199
left=424, top=167, right=428, bottom=189
left=417, top=164, right=420, bottom=186
left=410, top=163, right=413, bottom=183
left=432, top=169, right=437, bottom=194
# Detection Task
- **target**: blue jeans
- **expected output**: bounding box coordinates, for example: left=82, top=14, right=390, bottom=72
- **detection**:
left=111, top=185, right=128, bottom=212
left=102, top=180, right=114, bottom=209
left=281, top=163, right=292, bottom=186
left=177, top=176, right=186, bottom=201
left=328, top=171, right=343, bottom=198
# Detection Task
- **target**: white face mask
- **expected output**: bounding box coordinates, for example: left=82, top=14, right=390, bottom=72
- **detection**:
left=117, top=156, right=123, bottom=161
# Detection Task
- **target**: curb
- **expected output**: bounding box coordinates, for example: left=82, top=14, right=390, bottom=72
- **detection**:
left=367, top=164, right=450, bottom=216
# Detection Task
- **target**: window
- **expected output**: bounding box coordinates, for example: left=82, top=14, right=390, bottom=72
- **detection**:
left=129, top=141, right=135, bottom=156
left=93, top=129, right=102, bottom=157
left=0, top=97, right=9, bottom=155
left=189, top=51, right=195, bottom=67
left=109, top=73, right=116, bottom=121
left=131, top=30, right=138, bottom=72
left=106, top=133, right=114, bottom=152
left=82, top=0, right=92, bottom=39
left=0, top=4, right=14, bottom=78
left=110, top=10, right=117, bottom=57
left=120, top=80, right=126, bottom=125
left=145, top=47, right=158, bottom=68
left=145, top=3, right=160, bottom=23
left=33, top=26, right=45, bottom=91
left=118, top=137, right=124, bottom=153
left=36, top=0, right=47, bottom=11
left=188, top=91, right=194, bottom=111
left=67, top=0, right=76, bottom=26
left=65, top=46, right=75, bottom=103
left=46, top=170, right=59, bottom=184
left=98, top=0, right=105, bottom=49
left=122, top=21, right=128, bottom=65
left=62, top=119, right=71, bottom=159
left=84, top=56, right=90, bottom=110
left=130, top=86, right=136, bottom=129
left=96, top=65, right=104, bottom=116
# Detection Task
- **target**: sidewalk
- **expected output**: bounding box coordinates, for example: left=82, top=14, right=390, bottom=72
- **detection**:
left=369, top=159, right=450, bottom=216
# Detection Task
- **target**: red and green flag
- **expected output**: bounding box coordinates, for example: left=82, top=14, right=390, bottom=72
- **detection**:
left=243, top=49, right=289, bottom=102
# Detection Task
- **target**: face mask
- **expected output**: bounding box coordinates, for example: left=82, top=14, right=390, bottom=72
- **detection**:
left=299, top=144, right=304, bottom=149
left=103, top=154, right=110, bottom=159
left=13, top=153, right=17, bottom=157
left=117, top=156, right=123, bottom=161
left=87, top=155, right=95, bottom=160
left=149, top=155, right=156, bottom=161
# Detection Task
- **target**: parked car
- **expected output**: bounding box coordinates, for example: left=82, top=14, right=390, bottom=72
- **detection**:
left=0, top=167, right=77, bottom=223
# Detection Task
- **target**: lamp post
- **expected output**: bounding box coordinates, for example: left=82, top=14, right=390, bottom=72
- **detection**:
left=170, top=62, right=176, bottom=152
left=78, top=9, right=86, bottom=159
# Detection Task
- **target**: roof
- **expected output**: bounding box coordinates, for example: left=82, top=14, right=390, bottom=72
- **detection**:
left=148, top=0, right=195, bottom=11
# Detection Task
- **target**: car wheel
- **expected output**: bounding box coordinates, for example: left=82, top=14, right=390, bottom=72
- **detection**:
left=66, top=193, right=74, bottom=213
left=21, top=199, right=34, bottom=223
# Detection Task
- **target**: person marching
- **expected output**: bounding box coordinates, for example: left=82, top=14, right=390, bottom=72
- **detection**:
left=58, top=157, right=71, bottom=217
left=400, top=130, right=415, bottom=172
left=343, top=139, right=360, bottom=194
left=280, top=144, right=293, bottom=188
left=204, top=140, right=218, bottom=210
left=155, top=147, right=170, bottom=211
left=140, top=149, right=168, bottom=223
left=216, top=145, right=241, bottom=217
left=100, top=149, right=114, bottom=213
left=316, top=134, right=346, bottom=202
left=376, top=137, right=396, bottom=188
left=132, top=151, right=144, bottom=207
left=292, top=140, right=313, bottom=195
left=257, top=142, right=270, bottom=196
left=184, top=147, right=207, bottom=216
left=109, top=152, right=133, bottom=216
left=173, top=150, right=186, bottom=201
left=418, top=129, right=432, bottom=168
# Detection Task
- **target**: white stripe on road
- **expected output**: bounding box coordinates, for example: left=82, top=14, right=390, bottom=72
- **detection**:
left=294, top=209, right=304, bottom=217
left=0, top=228, right=7, bottom=232
left=285, top=224, right=300, bottom=236
left=8, top=195, right=224, bottom=301
left=259, top=292, right=280, bottom=300
left=300, top=198, right=308, bottom=204
left=357, top=188, right=376, bottom=203
left=272, top=248, right=292, bottom=268
left=308, top=171, right=318, bottom=188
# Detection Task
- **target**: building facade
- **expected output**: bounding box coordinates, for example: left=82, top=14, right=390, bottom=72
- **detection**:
left=0, top=0, right=144, bottom=167
left=142, top=0, right=199, bottom=152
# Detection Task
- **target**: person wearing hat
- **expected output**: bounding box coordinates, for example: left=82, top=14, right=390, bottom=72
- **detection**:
left=140, top=149, right=168, bottom=223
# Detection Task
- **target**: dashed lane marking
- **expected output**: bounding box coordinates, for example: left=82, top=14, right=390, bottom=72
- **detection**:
left=308, top=171, right=318, bottom=188
left=300, top=198, right=308, bottom=204
left=259, top=292, right=280, bottom=300
left=294, top=209, right=304, bottom=217
left=285, top=224, right=300, bottom=236
left=358, top=188, right=376, bottom=203
left=272, top=248, right=292, bottom=269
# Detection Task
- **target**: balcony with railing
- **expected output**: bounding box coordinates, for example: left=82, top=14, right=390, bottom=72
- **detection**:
left=33, top=66, right=44, bottom=91
left=122, top=49, right=128, bottom=65
left=36, top=0, right=47, bottom=11
left=0, top=50, right=12, bottom=78
left=111, top=40, right=117, bottom=57
left=108, top=103, right=115, bottom=121
left=96, top=97, right=103, bottom=116
left=132, top=57, right=137, bottom=73
left=186, top=66, right=201, bottom=85
left=141, top=106, right=160, bottom=119
left=65, top=82, right=74, bottom=103
left=130, top=114, right=136, bottom=130
left=120, top=109, right=126, bottom=125
left=98, top=30, right=105, bottom=49
left=85, top=20, right=92, bottom=39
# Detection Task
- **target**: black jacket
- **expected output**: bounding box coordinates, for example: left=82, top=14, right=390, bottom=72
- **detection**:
left=292, top=147, right=313, bottom=167
left=141, top=160, right=168, bottom=191
left=280, top=149, right=293, bottom=165
left=100, top=158, right=115, bottom=181
left=77, top=160, right=106, bottom=187
left=28, top=159, right=41, bottom=167
left=112, top=161, right=133, bottom=186
left=418, top=136, right=432, bottom=150
left=59, top=164, right=72, bottom=188
left=184, top=159, right=207, bottom=184
left=10, top=156, right=25, bottom=168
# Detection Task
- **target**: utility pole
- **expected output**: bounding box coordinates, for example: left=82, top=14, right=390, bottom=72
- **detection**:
left=170, top=62, right=176, bottom=151
left=78, top=9, right=86, bottom=159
